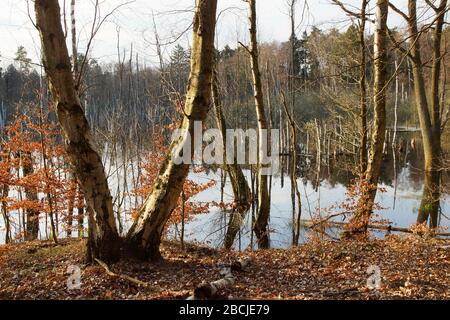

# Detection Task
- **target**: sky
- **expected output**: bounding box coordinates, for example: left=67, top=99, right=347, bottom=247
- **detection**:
left=0, top=0, right=435, bottom=70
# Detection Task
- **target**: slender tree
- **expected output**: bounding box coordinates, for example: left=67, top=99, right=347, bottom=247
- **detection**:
left=389, top=0, right=448, bottom=227
left=352, top=0, right=389, bottom=232
left=125, top=0, right=218, bottom=260
left=23, top=151, right=40, bottom=241
left=331, top=0, right=369, bottom=173
left=35, top=0, right=120, bottom=262
left=241, top=0, right=271, bottom=248
left=212, top=69, right=251, bottom=250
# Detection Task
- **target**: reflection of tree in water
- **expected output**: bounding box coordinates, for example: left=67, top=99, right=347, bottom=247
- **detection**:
left=296, top=131, right=448, bottom=196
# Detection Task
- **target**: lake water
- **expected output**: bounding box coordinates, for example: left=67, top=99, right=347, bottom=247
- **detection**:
left=1, top=133, right=449, bottom=247
left=182, top=165, right=450, bottom=250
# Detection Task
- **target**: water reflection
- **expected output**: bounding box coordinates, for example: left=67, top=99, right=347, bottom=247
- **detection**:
left=184, top=132, right=449, bottom=250
left=1, top=131, right=448, bottom=246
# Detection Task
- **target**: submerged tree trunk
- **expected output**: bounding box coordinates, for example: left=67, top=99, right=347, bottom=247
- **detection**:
left=392, top=0, right=447, bottom=227
left=125, top=0, right=218, bottom=260
left=212, top=70, right=251, bottom=250
left=352, top=0, right=388, bottom=232
left=415, top=0, right=446, bottom=228
left=35, top=0, right=120, bottom=262
left=281, top=92, right=302, bottom=245
left=244, top=0, right=271, bottom=249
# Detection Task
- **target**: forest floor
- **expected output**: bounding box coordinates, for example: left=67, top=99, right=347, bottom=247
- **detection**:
left=0, top=235, right=449, bottom=300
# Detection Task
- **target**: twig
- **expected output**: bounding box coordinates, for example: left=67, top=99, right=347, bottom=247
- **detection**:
left=95, top=258, right=152, bottom=288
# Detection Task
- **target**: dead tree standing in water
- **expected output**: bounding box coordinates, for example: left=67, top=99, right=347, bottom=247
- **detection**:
left=241, top=0, right=271, bottom=249
left=212, top=69, right=251, bottom=250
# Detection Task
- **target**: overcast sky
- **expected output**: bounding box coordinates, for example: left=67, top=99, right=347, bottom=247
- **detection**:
left=0, top=0, right=436, bottom=69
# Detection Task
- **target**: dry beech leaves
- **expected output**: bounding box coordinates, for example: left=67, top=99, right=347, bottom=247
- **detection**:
left=0, top=236, right=449, bottom=300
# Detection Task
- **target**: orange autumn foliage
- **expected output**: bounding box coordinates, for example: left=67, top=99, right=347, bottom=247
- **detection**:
left=131, top=134, right=216, bottom=230
left=0, top=100, right=81, bottom=238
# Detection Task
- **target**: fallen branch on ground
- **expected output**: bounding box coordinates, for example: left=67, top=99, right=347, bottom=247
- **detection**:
left=188, top=257, right=251, bottom=300
left=302, top=219, right=450, bottom=237
left=95, top=258, right=152, bottom=288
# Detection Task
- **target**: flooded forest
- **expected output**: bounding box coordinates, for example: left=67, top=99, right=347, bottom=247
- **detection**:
left=0, top=0, right=449, bottom=301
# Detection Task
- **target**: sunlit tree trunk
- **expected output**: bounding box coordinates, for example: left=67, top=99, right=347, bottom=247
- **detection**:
left=65, top=0, right=78, bottom=237
left=125, top=0, right=218, bottom=260
left=243, top=0, right=271, bottom=249
left=352, top=0, right=388, bottom=232
left=401, top=0, right=447, bottom=227
left=416, top=0, right=446, bottom=227
left=35, top=0, right=120, bottom=262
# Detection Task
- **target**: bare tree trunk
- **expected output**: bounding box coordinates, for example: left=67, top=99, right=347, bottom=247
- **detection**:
left=1, top=189, right=10, bottom=243
left=394, top=0, right=447, bottom=227
left=71, top=0, right=78, bottom=77
left=352, top=0, right=388, bottom=232
left=359, top=0, right=368, bottom=173
left=181, top=190, right=185, bottom=250
left=67, top=173, right=75, bottom=237
left=77, top=185, right=84, bottom=238
left=392, top=58, right=399, bottom=209
left=35, top=0, right=120, bottom=262
left=281, top=92, right=302, bottom=245
left=23, top=151, right=40, bottom=241
left=212, top=70, right=251, bottom=250
left=38, top=106, right=58, bottom=244
left=1, top=148, right=11, bottom=243
left=125, top=0, right=218, bottom=260
left=244, top=0, right=271, bottom=249
left=65, top=0, right=78, bottom=237
left=315, top=119, right=321, bottom=190
left=417, top=0, right=446, bottom=227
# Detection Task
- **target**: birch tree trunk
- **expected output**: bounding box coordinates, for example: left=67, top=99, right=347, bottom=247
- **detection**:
left=70, top=0, right=78, bottom=77
left=125, top=0, right=218, bottom=260
left=65, top=0, right=78, bottom=236
left=244, top=0, right=271, bottom=249
left=353, top=0, right=388, bottom=232
left=35, top=0, right=120, bottom=262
